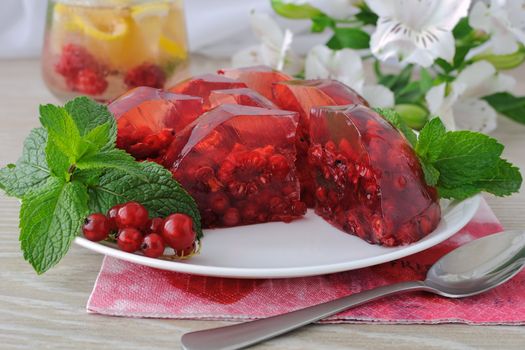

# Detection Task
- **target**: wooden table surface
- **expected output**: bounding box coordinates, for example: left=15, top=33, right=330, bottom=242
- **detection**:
left=1, top=58, right=524, bottom=350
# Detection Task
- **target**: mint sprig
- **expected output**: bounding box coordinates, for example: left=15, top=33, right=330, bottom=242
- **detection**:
left=376, top=109, right=522, bottom=200
left=0, top=97, right=201, bottom=274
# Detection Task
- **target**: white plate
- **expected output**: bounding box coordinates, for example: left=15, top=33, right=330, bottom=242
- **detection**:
left=75, top=195, right=480, bottom=278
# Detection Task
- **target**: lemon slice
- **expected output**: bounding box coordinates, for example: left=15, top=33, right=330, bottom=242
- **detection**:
left=72, top=14, right=129, bottom=41
left=159, top=35, right=187, bottom=60
left=131, top=2, right=170, bottom=20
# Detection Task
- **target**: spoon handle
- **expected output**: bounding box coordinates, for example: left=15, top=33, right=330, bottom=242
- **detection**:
left=181, top=280, right=429, bottom=350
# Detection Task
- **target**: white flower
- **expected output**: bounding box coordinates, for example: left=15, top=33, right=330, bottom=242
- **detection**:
left=425, top=61, right=515, bottom=133
left=366, top=0, right=471, bottom=67
left=469, top=0, right=525, bottom=55
left=231, top=12, right=302, bottom=74
left=305, top=45, right=394, bottom=107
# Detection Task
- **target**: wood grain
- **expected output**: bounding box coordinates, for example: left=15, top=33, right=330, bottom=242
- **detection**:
left=0, top=58, right=524, bottom=350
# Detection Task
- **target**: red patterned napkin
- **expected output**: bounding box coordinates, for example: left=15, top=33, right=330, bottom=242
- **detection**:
left=87, top=199, right=525, bottom=325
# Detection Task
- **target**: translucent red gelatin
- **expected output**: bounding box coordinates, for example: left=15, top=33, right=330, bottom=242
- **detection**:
left=164, top=104, right=305, bottom=228
left=218, top=65, right=292, bottom=102
left=209, top=88, right=277, bottom=109
left=109, top=87, right=204, bottom=161
left=168, top=74, right=247, bottom=110
left=308, top=105, right=440, bottom=246
left=272, top=79, right=369, bottom=207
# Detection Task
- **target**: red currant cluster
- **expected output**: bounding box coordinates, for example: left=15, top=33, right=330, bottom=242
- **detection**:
left=82, top=201, right=197, bottom=259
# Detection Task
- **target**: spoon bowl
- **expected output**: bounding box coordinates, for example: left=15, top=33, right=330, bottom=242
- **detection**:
left=182, top=230, right=525, bottom=350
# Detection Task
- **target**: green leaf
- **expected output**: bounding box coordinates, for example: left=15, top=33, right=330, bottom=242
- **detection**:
left=45, top=133, right=72, bottom=180
left=438, top=184, right=480, bottom=200
left=420, top=160, right=440, bottom=186
left=271, top=0, right=322, bottom=19
left=19, top=178, right=89, bottom=274
left=355, top=7, right=378, bottom=25
left=0, top=128, right=50, bottom=198
left=64, top=96, right=117, bottom=147
left=311, top=15, right=335, bottom=32
left=39, top=104, right=83, bottom=158
left=75, top=148, right=147, bottom=180
left=433, top=131, right=504, bottom=186
left=88, top=162, right=202, bottom=238
left=453, top=18, right=473, bottom=39
left=484, top=92, right=525, bottom=124
left=327, top=27, right=370, bottom=50
left=84, top=122, right=112, bottom=151
left=416, top=118, right=446, bottom=162
left=374, top=108, right=417, bottom=147
left=475, top=159, right=522, bottom=197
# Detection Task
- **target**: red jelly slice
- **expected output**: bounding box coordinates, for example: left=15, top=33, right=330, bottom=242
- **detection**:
left=272, top=79, right=369, bottom=207
left=209, top=88, right=277, bottom=109
left=109, top=87, right=203, bottom=161
left=165, top=104, right=305, bottom=228
left=218, top=65, right=291, bottom=102
left=168, top=74, right=247, bottom=110
left=308, top=105, right=440, bottom=246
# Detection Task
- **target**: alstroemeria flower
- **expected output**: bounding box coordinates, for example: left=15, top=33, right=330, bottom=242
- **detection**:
left=425, top=61, right=515, bottom=132
left=470, top=0, right=525, bottom=55
left=305, top=45, right=394, bottom=107
left=231, top=12, right=302, bottom=75
left=366, top=0, right=471, bottom=67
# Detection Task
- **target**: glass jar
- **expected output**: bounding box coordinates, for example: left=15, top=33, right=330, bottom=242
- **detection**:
left=42, top=0, right=189, bottom=102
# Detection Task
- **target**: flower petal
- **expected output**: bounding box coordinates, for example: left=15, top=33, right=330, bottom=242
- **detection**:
left=426, top=82, right=458, bottom=130
left=305, top=46, right=364, bottom=90
left=362, top=84, right=395, bottom=107
left=453, top=98, right=498, bottom=133
left=456, top=60, right=516, bottom=99
left=309, top=0, right=360, bottom=20
left=370, top=19, right=455, bottom=67
left=231, top=45, right=267, bottom=67
left=250, top=12, right=283, bottom=50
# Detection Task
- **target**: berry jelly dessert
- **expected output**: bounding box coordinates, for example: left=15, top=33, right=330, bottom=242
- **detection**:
left=109, top=86, right=203, bottom=161
left=168, top=74, right=247, bottom=110
left=308, top=105, right=441, bottom=246
left=124, top=63, right=166, bottom=89
left=218, top=65, right=291, bottom=101
left=209, top=88, right=277, bottom=109
left=273, top=79, right=369, bottom=207
left=164, top=104, right=305, bottom=228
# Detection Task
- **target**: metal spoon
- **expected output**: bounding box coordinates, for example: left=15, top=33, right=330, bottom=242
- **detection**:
left=181, top=230, right=525, bottom=350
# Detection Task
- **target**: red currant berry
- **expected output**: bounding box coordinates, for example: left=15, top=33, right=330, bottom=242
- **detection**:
left=82, top=213, right=111, bottom=242
left=107, top=204, right=122, bottom=231
left=141, top=233, right=165, bottom=258
left=117, top=228, right=143, bottom=253
left=116, top=202, right=149, bottom=229
left=161, top=214, right=196, bottom=251
left=146, top=217, right=164, bottom=234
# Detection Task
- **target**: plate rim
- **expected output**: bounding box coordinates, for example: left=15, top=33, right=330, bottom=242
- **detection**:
left=75, top=195, right=481, bottom=279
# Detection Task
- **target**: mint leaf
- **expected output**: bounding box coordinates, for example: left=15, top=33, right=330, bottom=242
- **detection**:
left=19, top=178, right=88, bottom=274
left=374, top=108, right=417, bottom=147
left=420, top=159, right=440, bottom=186
left=438, top=184, right=480, bottom=200
left=416, top=118, right=446, bottom=162
left=433, top=131, right=504, bottom=186
left=76, top=148, right=147, bottom=180
left=88, top=162, right=202, bottom=238
left=39, top=104, right=84, bottom=159
left=65, top=96, right=117, bottom=148
left=0, top=128, right=50, bottom=198
left=84, top=122, right=113, bottom=151
left=475, top=159, right=522, bottom=197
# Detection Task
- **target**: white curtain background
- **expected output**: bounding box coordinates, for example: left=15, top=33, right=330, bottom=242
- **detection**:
left=0, top=0, right=329, bottom=59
